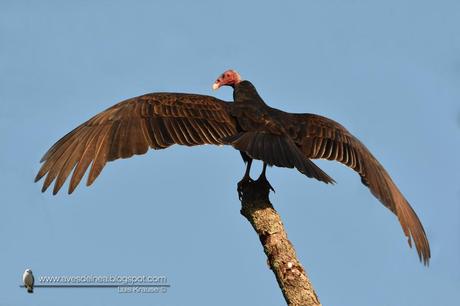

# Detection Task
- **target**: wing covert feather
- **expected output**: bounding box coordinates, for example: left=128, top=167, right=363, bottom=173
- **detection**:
left=36, top=93, right=237, bottom=194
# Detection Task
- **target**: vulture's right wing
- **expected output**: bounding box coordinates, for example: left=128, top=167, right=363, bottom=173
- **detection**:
left=35, top=93, right=237, bottom=195
left=287, top=112, right=430, bottom=265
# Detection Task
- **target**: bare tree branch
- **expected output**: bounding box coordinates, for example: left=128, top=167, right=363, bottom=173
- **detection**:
left=238, top=179, right=321, bottom=306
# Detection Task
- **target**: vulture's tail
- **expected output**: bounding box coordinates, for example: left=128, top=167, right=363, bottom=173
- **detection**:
left=224, top=132, right=335, bottom=184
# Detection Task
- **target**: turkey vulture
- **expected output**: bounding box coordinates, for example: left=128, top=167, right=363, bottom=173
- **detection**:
left=35, top=69, right=430, bottom=265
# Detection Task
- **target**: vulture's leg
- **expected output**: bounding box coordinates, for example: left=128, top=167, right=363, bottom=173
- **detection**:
left=256, top=162, right=275, bottom=192
left=238, top=152, right=253, bottom=200
left=243, top=158, right=253, bottom=180
left=239, top=151, right=253, bottom=181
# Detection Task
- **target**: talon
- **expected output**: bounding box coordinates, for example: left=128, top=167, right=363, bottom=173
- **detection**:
left=256, top=175, right=275, bottom=193
left=267, top=181, right=275, bottom=193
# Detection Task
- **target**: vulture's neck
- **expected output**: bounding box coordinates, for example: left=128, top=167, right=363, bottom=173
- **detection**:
left=233, top=81, right=267, bottom=106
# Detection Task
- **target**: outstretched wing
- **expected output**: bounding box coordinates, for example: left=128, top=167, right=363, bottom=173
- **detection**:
left=286, top=112, right=430, bottom=265
left=35, top=93, right=237, bottom=195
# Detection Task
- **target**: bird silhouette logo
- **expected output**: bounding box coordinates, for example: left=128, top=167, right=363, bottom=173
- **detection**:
left=22, top=269, right=34, bottom=293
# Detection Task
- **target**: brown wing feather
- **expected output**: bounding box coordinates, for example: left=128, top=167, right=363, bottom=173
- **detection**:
left=286, top=112, right=430, bottom=265
left=36, top=93, right=237, bottom=194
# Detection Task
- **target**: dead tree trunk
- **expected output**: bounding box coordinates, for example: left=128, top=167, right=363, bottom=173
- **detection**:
left=238, top=179, right=321, bottom=306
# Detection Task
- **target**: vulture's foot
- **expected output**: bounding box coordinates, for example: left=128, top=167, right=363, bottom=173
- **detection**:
left=237, top=174, right=273, bottom=205
left=256, top=174, right=275, bottom=193
left=237, top=175, right=253, bottom=200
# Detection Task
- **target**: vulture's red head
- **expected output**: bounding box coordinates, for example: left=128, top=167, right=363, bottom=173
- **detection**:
left=212, top=69, right=241, bottom=90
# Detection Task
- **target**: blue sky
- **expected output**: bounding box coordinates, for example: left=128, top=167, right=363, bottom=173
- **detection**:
left=1, top=1, right=459, bottom=305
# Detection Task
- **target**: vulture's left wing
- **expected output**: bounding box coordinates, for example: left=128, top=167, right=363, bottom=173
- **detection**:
left=35, top=93, right=237, bottom=194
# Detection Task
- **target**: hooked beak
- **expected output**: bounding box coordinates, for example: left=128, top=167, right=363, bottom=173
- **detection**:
left=212, top=82, right=220, bottom=91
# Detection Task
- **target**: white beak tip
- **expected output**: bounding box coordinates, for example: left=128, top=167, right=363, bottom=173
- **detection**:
left=212, top=83, right=219, bottom=91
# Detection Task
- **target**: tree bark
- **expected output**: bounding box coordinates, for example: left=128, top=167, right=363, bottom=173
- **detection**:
left=238, top=178, right=321, bottom=306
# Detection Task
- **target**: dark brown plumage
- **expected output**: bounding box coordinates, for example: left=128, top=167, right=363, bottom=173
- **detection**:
left=35, top=69, right=430, bottom=265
